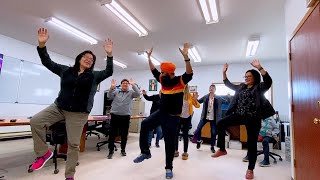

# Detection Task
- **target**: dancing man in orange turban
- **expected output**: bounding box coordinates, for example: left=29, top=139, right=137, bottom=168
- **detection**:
left=134, top=43, right=193, bottom=179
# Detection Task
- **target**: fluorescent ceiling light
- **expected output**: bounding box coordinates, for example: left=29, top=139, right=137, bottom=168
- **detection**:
left=139, top=52, right=160, bottom=66
left=189, top=46, right=202, bottom=62
left=199, top=0, right=219, bottom=24
left=246, top=40, right=260, bottom=57
left=104, top=0, right=148, bottom=37
left=114, top=60, right=127, bottom=69
left=104, top=57, right=127, bottom=68
left=46, top=17, right=98, bottom=44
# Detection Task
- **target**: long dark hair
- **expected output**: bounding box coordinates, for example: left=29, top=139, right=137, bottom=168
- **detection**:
left=246, top=69, right=261, bottom=85
left=73, top=50, right=96, bottom=72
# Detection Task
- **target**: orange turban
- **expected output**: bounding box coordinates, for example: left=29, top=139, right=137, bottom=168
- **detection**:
left=160, top=62, right=176, bottom=74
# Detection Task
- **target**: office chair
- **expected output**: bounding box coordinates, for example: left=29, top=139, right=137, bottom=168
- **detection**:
left=257, top=118, right=283, bottom=163
left=95, top=121, right=120, bottom=151
left=28, top=120, right=69, bottom=174
left=47, top=120, right=69, bottom=174
left=86, top=122, right=101, bottom=139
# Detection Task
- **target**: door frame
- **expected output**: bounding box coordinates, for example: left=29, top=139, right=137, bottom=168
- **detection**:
left=289, top=1, right=320, bottom=179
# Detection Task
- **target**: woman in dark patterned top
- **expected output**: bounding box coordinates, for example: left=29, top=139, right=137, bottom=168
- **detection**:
left=212, top=60, right=275, bottom=180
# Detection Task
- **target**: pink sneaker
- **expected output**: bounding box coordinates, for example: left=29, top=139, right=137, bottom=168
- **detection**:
left=28, top=150, right=53, bottom=172
left=211, top=150, right=227, bottom=158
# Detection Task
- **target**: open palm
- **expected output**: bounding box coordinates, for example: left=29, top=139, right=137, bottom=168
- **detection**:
left=38, top=28, right=49, bottom=44
left=129, top=78, right=135, bottom=85
left=146, top=48, right=153, bottom=59
left=179, top=43, right=190, bottom=58
left=104, top=38, right=113, bottom=56
left=250, top=59, right=261, bottom=69
left=111, top=79, right=116, bottom=89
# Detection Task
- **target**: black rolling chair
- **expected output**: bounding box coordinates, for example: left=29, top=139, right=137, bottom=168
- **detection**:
left=28, top=120, right=67, bottom=174
left=86, top=122, right=101, bottom=139
left=28, top=120, right=80, bottom=174
left=95, top=121, right=120, bottom=151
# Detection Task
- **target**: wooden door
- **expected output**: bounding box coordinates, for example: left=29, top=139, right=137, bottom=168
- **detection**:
left=290, top=3, right=320, bottom=180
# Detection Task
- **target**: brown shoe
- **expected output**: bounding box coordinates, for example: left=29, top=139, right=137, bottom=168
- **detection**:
left=245, top=169, right=254, bottom=179
left=181, top=152, right=188, bottom=160
left=174, top=151, right=179, bottom=157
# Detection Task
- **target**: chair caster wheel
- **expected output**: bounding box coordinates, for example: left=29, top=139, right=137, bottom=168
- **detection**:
left=54, top=169, right=59, bottom=174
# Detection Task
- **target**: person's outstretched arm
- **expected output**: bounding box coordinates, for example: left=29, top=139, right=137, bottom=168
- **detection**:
left=37, top=28, right=68, bottom=76
left=146, top=48, right=161, bottom=82
left=94, top=39, right=114, bottom=83
left=250, top=59, right=272, bottom=92
left=223, top=63, right=240, bottom=91
left=179, top=43, right=193, bottom=84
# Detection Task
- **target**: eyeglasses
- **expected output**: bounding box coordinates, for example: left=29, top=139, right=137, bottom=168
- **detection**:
left=121, top=82, right=129, bottom=85
left=82, top=55, right=94, bottom=62
left=243, top=75, right=253, bottom=79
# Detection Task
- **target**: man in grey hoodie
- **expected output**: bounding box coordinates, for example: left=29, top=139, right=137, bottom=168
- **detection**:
left=107, top=78, right=140, bottom=159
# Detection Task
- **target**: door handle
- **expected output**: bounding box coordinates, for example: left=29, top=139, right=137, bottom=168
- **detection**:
left=314, top=118, right=320, bottom=124
left=318, top=101, right=320, bottom=108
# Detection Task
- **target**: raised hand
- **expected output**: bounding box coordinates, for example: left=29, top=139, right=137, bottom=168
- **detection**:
left=38, top=28, right=49, bottom=47
left=104, top=38, right=113, bottom=57
left=179, top=43, right=190, bottom=59
left=250, top=59, right=262, bottom=69
left=193, top=92, right=199, bottom=100
left=129, top=78, right=135, bottom=85
left=223, top=63, right=228, bottom=73
left=111, top=79, right=116, bottom=89
left=142, top=89, right=146, bottom=95
left=146, top=48, right=153, bottom=59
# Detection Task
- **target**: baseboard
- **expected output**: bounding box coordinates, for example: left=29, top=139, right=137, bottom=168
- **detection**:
left=0, top=131, right=32, bottom=141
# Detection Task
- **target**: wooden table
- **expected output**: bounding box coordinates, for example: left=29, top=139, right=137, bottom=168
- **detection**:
left=0, top=116, right=110, bottom=152
left=0, top=115, right=145, bottom=152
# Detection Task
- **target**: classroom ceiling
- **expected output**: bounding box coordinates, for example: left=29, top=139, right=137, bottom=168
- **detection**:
left=0, top=0, right=287, bottom=70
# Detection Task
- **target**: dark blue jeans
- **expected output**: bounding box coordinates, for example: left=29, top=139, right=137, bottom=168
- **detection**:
left=195, top=119, right=216, bottom=146
left=139, top=110, right=179, bottom=170
left=262, top=136, right=275, bottom=163
left=148, top=126, right=162, bottom=145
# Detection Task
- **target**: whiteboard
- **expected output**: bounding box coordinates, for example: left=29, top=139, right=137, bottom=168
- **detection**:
left=0, top=55, right=22, bottom=103
left=18, top=60, right=60, bottom=104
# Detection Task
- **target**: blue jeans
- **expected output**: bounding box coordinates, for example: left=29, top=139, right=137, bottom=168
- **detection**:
left=262, top=136, right=275, bottom=163
left=195, top=119, right=216, bottom=146
left=148, top=126, right=162, bottom=145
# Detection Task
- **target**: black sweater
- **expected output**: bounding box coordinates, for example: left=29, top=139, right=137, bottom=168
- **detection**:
left=37, top=46, right=113, bottom=112
left=143, top=94, right=160, bottom=114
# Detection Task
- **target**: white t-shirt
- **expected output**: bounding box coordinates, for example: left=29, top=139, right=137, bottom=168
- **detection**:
left=181, top=100, right=190, bottom=118
left=206, top=97, right=215, bottom=120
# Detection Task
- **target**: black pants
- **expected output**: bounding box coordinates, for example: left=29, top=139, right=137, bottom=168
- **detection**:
left=175, top=116, right=192, bottom=153
left=108, top=113, right=130, bottom=152
left=139, top=110, right=179, bottom=170
left=217, top=114, right=261, bottom=170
